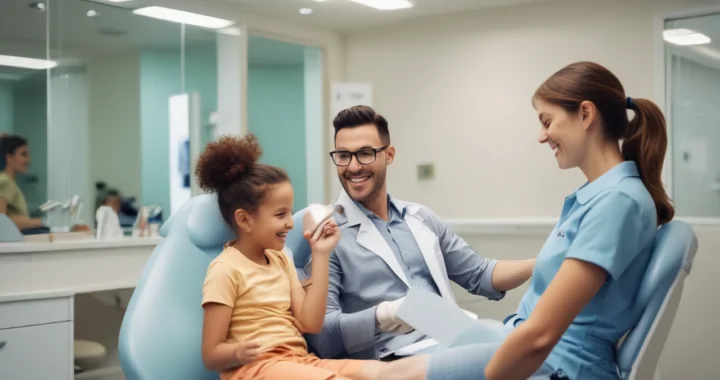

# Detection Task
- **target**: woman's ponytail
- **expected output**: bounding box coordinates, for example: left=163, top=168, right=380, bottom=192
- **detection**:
left=622, top=98, right=675, bottom=225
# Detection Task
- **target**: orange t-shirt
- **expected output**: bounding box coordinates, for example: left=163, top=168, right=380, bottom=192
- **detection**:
left=201, top=245, right=308, bottom=357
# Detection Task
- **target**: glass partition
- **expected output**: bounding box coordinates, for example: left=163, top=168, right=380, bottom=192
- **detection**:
left=664, top=12, right=720, bottom=217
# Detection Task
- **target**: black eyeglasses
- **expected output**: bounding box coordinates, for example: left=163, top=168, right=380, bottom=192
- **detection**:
left=329, top=146, right=388, bottom=167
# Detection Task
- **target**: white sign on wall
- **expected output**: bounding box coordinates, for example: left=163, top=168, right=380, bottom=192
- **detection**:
left=331, top=82, right=373, bottom=116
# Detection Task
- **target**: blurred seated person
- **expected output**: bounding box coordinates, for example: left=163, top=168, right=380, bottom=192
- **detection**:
left=0, top=135, right=44, bottom=230
left=95, top=182, right=139, bottom=228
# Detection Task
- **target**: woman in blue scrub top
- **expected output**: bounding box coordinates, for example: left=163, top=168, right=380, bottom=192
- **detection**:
left=406, top=61, right=676, bottom=380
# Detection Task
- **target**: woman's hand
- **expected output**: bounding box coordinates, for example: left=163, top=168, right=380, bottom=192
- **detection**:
left=304, top=220, right=340, bottom=257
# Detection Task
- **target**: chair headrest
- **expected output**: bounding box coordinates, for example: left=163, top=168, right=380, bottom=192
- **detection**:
left=616, top=220, right=698, bottom=376
left=160, top=194, right=235, bottom=249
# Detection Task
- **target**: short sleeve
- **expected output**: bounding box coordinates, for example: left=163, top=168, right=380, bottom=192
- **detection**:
left=273, top=250, right=304, bottom=290
left=565, top=192, right=649, bottom=280
left=0, top=177, right=12, bottom=203
left=201, top=261, right=243, bottom=307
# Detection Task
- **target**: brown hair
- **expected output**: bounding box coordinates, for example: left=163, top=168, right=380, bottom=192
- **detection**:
left=195, top=134, right=289, bottom=227
left=533, top=61, right=674, bottom=225
left=333, top=105, right=390, bottom=145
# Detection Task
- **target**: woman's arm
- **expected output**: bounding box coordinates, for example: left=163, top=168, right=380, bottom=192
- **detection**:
left=0, top=199, right=43, bottom=229
left=484, top=258, right=606, bottom=380
left=491, top=258, right=536, bottom=291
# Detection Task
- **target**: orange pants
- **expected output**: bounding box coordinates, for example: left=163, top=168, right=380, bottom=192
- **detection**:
left=224, top=351, right=369, bottom=380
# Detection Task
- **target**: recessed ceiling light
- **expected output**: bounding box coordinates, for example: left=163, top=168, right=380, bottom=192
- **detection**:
left=0, top=55, right=57, bottom=70
left=350, top=0, right=413, bottom=10
left=132, top=6, right=234, bottom=29
left=663, top=28, right=711, bottom=46
left=87, top=10, right=99, bottom=17
left=299, top=8, right=313, bottom=15
left=312, top=0, right=326, bottom=2
left=107, top=0, right=134, bottom=3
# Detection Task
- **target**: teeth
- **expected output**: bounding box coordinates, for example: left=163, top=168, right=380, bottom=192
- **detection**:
left=277, top=232, right=287, bottom=237
left=350, top=176, right=369, bottom=183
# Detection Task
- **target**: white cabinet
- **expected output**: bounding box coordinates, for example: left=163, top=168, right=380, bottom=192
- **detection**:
left=0, top=322, right=73, bottom=380
left=0, top=294, right=74, bottom=380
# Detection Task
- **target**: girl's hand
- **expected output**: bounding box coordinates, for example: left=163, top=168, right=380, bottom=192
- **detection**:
left=234, top=342, right=262, bottom=365
left=304, top=220, right=340, bottom=257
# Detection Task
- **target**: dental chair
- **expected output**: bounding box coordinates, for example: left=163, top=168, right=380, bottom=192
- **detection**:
left=614, top=220, right=697, bottom=380
left=118, top=195, right=312, bottom=380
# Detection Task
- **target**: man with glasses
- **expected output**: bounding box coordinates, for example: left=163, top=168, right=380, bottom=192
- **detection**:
left=305, top=105, right=536, bottom=361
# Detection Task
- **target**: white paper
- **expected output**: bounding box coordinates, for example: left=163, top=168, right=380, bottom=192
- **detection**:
left=331, top=82, right=372, bottom=116
left=396, top=288, right=481, bottom=347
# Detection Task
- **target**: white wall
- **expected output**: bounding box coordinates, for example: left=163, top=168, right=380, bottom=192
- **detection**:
left=342, top=0, right=720, bottom=218
left=0, top=82, right=13, bottom=134
left=669, top=56, right=720, bottom=217
left=343, top=0, right=720, bottom=378
left=88, top=53, right=142, bottom=205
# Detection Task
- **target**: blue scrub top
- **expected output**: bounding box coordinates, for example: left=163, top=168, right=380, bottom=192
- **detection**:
left=513, top=161, right=658, bottom=380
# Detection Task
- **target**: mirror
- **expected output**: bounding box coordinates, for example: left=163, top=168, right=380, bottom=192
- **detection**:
left=1, top=0, right=239, bottom=233
left=247, top=35, right=324, bottom=212
left=0, top=1, right=49, bottom=221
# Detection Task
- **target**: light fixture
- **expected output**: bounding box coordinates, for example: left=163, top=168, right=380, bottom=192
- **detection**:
left=312, top=0, right=326, bottom=2
left=87, top=10, right=99, bottom=17
left=106, top=0, right=134, bottom=3
left=663, top=28, right=711, bottom=46
left=132, top=6, right=234, bottom=29
left=0, top=55, right=57, bottom=70
left=349, top=0, right=413, bottom=10
left=299, top=8, right=313, bottom=15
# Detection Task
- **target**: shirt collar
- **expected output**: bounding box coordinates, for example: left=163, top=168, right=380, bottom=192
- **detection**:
left=575, top=161, right=640, bottom=204
left=353, top=194, right=406, bottom=220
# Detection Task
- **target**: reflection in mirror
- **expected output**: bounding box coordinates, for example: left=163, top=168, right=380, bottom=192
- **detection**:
left=665, top=12, right=720, bottom=217
left=0, top=1, right=49, bottom=231
left=247, top=35, right=324, bottom=212
left=43, top=1, right=230, bottom=231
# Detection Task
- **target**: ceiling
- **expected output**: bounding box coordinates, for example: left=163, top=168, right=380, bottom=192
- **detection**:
left=222, top=0, right=551, bottom=33
left=666, top=12, right=720, bottom=70
left=0, top=0, right=216, bottom=79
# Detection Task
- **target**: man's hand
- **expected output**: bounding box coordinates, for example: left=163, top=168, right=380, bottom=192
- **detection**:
left=375, top=297, right=413, bottom=334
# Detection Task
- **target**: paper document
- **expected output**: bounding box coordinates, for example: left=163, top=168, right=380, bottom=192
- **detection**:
left=396, top=288, right=484, bottom=347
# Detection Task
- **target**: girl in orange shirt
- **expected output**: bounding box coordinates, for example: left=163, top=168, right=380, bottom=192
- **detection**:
left=198, top=134, right=423, bottom=380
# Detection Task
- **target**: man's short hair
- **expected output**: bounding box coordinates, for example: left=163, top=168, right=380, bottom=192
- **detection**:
left=332, top=105, right=390, bottom=145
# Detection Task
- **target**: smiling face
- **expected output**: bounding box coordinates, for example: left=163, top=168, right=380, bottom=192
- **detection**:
left=535, top=99, right=593, bottom=170
left=333, top=124, right=395, bottom=204
left=235, top=181, right=295, bottom=251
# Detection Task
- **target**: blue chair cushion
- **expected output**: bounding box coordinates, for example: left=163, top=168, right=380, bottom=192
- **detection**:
left=616, top=220, right=698, bottom=377
left=120, top=194, right=232, bottom=380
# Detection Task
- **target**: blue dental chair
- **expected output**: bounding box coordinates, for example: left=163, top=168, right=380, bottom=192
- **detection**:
left=118, top=194, right=312, bottom=380
left=118, top=192, right=697, bottom=380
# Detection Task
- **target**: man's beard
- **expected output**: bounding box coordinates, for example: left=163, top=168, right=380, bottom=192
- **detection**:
left=340, top=169, right=386, bottom=205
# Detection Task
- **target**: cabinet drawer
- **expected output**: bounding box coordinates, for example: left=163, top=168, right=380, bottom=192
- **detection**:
left=0, top=322, right=72, bottom=380
left=0, top=296, right=71, bottom=329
